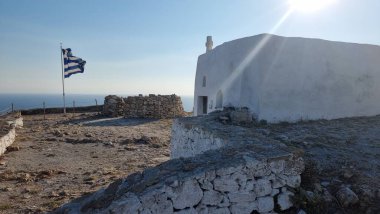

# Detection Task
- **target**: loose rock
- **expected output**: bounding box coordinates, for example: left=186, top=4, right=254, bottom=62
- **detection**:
left=336, top=187, right=359, bottom=207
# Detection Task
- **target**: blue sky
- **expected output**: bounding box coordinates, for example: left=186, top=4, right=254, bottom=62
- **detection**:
left=1, top=0, right=379, bottom=96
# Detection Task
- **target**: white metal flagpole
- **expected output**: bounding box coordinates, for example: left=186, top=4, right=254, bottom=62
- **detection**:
left=60, top=42, right=66, bottom=114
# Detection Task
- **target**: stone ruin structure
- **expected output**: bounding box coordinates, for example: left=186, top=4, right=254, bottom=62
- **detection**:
left=124, top=94, right=185, bottom=119
left=0, top=114, right=23, bottom=156
left=55, top=109, right=304, bottom=214
left=102, top=95, right=125, bottom=117
left=102, top=94, right=185, bottom=119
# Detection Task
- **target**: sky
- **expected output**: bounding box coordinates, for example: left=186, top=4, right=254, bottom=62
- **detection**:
left=0, top=0, right=379, bottom=96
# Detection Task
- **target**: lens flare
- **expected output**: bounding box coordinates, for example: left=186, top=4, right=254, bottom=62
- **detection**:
left=288, top=0, right=337, bottom=13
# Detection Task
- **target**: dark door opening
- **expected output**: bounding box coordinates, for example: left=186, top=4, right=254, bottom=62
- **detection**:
left=198, top=96, right=208, bottom=115
left=216, top=90, right=223, bottom=109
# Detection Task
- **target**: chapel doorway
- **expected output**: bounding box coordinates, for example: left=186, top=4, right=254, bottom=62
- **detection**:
left=198, top=96, right=208, bottom=115
left=216, top=90, right=223, bottom=109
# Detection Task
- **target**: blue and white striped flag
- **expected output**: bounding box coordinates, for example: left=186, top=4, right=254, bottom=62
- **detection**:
left=62, top=48, right=86, bottom=78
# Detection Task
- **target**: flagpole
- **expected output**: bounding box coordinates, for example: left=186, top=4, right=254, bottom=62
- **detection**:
left=60, top=42, right=66, bottom=114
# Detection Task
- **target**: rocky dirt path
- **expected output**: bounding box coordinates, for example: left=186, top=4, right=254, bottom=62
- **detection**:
left=0, top=113, right=173, bottom=213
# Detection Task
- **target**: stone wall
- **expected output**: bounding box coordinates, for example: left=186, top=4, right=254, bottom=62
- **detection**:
left=124, top=94, right=185, bottom=119
left=102, top=95, right=125, bottom=117
left=171, top=110, right=264, bottom=159
left=21, top=105, right=102, bottom=115
left=103, top=94, right=185, bottom=119
left=0, top=116, right=23, bottom=156
left=53, top=144, right=304, bottom=214
left=0, top=128, right=16, bottom=156
left=171, top=119, right=226, bottom=159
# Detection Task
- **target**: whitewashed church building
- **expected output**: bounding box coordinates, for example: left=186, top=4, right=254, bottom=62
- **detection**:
left=194, top=34, right=380, bottom=122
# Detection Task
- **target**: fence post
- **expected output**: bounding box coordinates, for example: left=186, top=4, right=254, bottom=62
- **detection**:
left=95, top=99, right=98, bottom=113
left=11, top=103, right=14, bottom=113
left=43, top=101, right=46, bottom=120
left=73, top=101, right=76, bottom=117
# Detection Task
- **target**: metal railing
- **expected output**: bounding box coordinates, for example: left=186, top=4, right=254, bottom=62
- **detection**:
left=0, top=99, right=102, bottom=117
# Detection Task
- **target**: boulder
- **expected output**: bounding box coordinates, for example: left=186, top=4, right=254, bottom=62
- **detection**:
left=336, top=187, right=359, bottom=207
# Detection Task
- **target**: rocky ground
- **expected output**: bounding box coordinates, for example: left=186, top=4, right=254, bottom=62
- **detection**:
left=0, top=111, right=379, bottom=214
left=218, top=111, right=380, bottom=214
left=0, top=113, right=173, bottom=213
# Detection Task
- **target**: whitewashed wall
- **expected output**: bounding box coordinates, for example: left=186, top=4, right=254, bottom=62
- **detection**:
left=194, top=34, right=380, bottom=122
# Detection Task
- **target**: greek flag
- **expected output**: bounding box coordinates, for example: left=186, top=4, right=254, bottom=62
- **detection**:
left=62, top=48, right=86, bottom=78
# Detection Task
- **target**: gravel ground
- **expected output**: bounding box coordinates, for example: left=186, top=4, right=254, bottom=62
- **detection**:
left=0, top=113, right=173, bottom=213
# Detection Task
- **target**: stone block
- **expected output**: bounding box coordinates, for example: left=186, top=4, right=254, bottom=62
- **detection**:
left=242, top=179, right=255, bottom=191
left=254, top=179, right=272, bottom=197
left=284, top=175, right=301, bottom=188
left=208, top=207, right=231, bottom=214
left=201, top=190, right=223, bottom=205
left=205, top=170, right=216, bottom=180
left=277, top=190, right=294, bottom=210
left=108, top=193, right=142, bottom=214
left=270, top=188, right=280, bottom=196
left=229, top=201, right=258, bottom=214
left=174, top=207, right=197, bottom=214
left=228, top=191, right=256, bottom=203
left=200, top=180, right=213, bottom=190
left=195, top=204, right=208, bottom=214
left=230, top=171, right=247, bottom=187
left=218, top=195, right=230, bottom=207
left=271, top=176, right=286, bottom=189
left=269, top=160, right=285, bottom=174
left=216, top=166, right=242, bottom=176
left=214, top=175, right=239, bottom=193
left=150, top=198, right=173, bottom=214
left=257, top=196, right=274, bottom=213
left=172, top=179, right=203, bottom=209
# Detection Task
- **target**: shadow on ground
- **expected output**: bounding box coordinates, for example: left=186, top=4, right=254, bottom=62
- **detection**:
left=62, top=115, right=159, bottom=127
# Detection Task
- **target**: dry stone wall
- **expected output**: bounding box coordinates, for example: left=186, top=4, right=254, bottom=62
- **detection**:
left=124, top=94, right=185, bottom=119
left=102, top=95, right=125, bottom=117
left=0, top=116, right=23, bottom=156
left=171, top=111, right=267, bottom=159
left=103, top=94, right=185, bottom=119
left=53, top=144, right=304, bottom=214
left=171, top=119, right=226, bottom=159
left=0, top=128, right=16, bottom=156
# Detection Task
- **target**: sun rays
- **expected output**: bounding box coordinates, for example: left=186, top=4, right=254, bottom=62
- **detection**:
left=218, top=9, right=294, bottom=97
left=288, top=0, right=338, bottom=13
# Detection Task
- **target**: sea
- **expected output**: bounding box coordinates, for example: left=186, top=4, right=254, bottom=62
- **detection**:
left=0, top=94, right=194, bottom=114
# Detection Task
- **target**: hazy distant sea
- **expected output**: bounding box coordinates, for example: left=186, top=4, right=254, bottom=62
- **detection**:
left=0, top=94, right=194, bottom=113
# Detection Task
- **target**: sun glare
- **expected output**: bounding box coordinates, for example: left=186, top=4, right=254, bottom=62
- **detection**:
left=288, top=0, right=337, bottom=13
